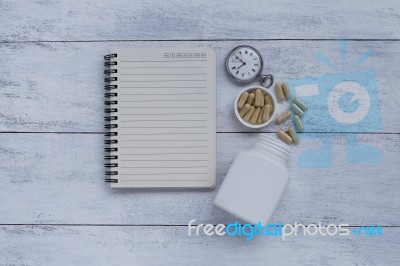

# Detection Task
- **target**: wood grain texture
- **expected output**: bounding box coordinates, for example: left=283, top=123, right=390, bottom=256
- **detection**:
left=1, top=133, right=399, bottom=225
left=1, top=0, right=400, bottom=41
left=2, top=1, right=400, bottom=264
left=1, top=225, right=399, bottom=266
left=1, top=40, right=399, bottom=133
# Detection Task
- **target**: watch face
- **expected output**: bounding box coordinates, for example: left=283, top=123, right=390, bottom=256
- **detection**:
left=226, top=46, right=263, bottom=82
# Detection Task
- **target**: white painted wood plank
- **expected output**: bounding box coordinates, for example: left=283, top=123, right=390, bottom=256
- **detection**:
left=1, top=0, right=399, bottom=41
left=1, top=133, right=399, bottom=225
left=1, top=225, right=399, bottom=266
left=1, top=41, right=399, bottom=132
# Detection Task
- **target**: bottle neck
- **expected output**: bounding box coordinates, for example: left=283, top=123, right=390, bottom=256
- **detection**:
left=250, top=134, right=290, bottom=168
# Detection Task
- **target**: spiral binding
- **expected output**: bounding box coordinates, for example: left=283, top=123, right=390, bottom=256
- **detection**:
left=104, top=53, right=118, bottom=183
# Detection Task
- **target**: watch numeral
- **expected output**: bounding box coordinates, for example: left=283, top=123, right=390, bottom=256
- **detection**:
left=252, top=69, right=256, bottom=72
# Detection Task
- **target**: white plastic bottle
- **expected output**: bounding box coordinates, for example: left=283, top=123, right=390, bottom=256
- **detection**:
left=214, top=134, right=290, bottom=224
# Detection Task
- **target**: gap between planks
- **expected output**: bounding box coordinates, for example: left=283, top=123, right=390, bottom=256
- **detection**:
left=1, top=39, right=400, bottom=44
left=0, top=224, right=398, bottom=227
left=0, top=132, right=398, bottom=134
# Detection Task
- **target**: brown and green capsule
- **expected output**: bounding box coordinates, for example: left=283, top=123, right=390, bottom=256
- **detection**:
left=257, top=106, right=265, bottom=124
left=293, top=97, right=308, bottom=111
left=288, top=127, right=299, bottom=144
left=291, top=102, right=304, bottom=117
left=243, top=106, right=256, bottom=122
left=275, top=83, right=285, bottom=102
left=250, top=107, right=261, bottom=124
left=239, top=103, right=251, bottom=117
left=262, top=104, right=271, bottom=123
left=237, top=91, right=249, bottom=109
left=282, top=83, right=292, bottom=100
left=277, top=130, right=293, bottom=144
left=264, top=95, right=273, bottom=106
left=276, top=111, right=291, bottom=124
left=293, top=115, right=304, bottom=132
left=246, top=92, right=255, bottom=105
left=254, top=89, right=265, bottom=108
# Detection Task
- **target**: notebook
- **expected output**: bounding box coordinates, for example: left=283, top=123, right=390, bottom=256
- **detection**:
left=104, top=47, right=216, bottom=188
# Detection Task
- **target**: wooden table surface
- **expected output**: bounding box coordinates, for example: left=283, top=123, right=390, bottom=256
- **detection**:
left=1, top=1, right=399, bottom=265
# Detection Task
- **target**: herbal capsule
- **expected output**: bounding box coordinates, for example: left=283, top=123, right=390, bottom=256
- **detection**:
left=239, top=103, right=251, bottom=117
left=254, top=89, right=264, bottom=108
left=237, top=92, right=249, bottom=109
left=276, top=111, right=291, bottom=124
left=293, top=97, right=308, bottom=111
left=246, top=92, right=255, bottom=105
left=262, top=104, right=271, bottom=122
left=293, top=115, right=304, bottom=132
left=243, top=106, right=255, bottom=122
left=257, top=106, right=265, bottom=124
left=264, top=95, right=272, bottom=107
left=288, top=127, right=299, bottom=144
left=291, top=102, right=304, bottom=117
left=277, top=130, right=293, bottom=144
left=275, top=83, right=285, bottom=102
left=260, top=93, right=265, bottom=106
left=282, top=83, right=292, bottom=100
left=250, top=107, right=261, bottom=124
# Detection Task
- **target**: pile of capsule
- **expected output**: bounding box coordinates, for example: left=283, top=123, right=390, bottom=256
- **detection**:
left=237, top=89, right=274, bottom=125
left=274, top=83, right=308, bottom=144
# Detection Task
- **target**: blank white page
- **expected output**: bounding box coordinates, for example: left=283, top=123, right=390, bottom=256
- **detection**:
left=108, top=47, right=216, bottom=188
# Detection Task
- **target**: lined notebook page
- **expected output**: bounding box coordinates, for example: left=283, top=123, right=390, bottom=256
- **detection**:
left=110, top=47, right=216, bottom=188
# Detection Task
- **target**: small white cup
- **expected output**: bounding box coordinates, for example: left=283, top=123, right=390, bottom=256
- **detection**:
left=234, top=86, right=277, bottom=129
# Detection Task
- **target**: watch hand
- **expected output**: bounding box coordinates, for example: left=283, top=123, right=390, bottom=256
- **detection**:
left=236, top=63, right=245, bottom=70
left=235, top=56, right=245, bottom=64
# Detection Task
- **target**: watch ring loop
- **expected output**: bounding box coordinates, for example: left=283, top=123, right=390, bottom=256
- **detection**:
left=260, top=74, right=274, bottom=88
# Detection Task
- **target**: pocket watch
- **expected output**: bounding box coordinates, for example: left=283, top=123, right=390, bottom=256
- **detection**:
left=225, top=45, right=274, bottom=88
